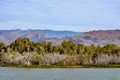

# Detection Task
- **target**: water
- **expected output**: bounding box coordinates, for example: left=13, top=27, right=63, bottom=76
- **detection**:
left=0, top=67, right=119, bottom=80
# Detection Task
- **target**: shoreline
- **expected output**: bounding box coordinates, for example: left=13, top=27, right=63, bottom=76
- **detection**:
left=1, top=64, right=120, bottom=68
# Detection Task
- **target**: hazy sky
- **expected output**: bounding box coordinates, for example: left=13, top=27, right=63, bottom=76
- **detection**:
left=0, top=0, right=120, bottom=31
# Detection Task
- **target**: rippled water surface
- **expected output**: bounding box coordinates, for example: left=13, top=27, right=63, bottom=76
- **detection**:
left=0, top=67, right=119, bottom=80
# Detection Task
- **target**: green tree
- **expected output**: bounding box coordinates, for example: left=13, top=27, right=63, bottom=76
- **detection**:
left=0, top=42, right=5, bottom=52
left=10, top=38, right=31, bottom=53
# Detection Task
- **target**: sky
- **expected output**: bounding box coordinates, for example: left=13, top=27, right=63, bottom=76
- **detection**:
left=0, top=0, right=120, bottom=32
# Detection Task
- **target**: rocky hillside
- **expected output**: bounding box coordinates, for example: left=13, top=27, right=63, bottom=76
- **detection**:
left=36, top=29, right=81, bottom=38
left=67, top=29, right=120, bottom=45
left=0, top=29, right=80, bottom=44
left=0, top=29, right=120, bottom=46
left=0, top=30, right=44, bottom=44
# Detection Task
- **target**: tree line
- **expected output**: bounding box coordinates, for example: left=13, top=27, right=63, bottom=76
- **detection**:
left=0, top=38, right=120, bottom=66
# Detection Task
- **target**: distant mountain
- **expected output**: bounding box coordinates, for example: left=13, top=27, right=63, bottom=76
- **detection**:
left=34, top=29, right=81, bottom=38
left=0, top=29, right=81, bottom=44
left=1, top=29, right=120, bottom=46
left=0, top=30, right=44, bottom=44
left=44, top=29, right=120, bottom=46
left=66, top=29, right=120, bottom=46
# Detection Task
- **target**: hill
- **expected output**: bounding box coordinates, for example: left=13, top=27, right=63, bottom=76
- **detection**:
left=0, top=29, right=120, bottom=46
left=66, top=29, right=120, bottom=45
left=0, top=29, right=80, bottom=44
left=36, top=29, right=81, bottom=38
left=0, top=30, right=44, bottom=44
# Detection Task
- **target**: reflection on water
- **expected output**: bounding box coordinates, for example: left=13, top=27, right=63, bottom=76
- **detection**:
left=0, top=67, right=119, bottom=80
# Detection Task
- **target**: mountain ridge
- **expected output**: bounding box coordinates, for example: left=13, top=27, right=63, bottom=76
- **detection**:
left=0, top=29, right=120, bottom=46
left=0, top=29, right=81, bottom=44
left=66, top=29, right=120, bottom=45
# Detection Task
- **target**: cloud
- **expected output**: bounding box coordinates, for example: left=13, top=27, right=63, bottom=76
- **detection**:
left=0, top=0, right=120, bottom=31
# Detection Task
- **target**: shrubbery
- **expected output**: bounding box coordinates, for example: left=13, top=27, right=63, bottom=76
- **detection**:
left=0, top=38, right=120, bottom=66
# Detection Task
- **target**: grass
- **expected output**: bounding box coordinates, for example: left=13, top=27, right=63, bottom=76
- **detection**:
left=0, top=64, right=120, bottom=68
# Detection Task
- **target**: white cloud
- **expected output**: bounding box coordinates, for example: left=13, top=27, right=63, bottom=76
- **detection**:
left=0, top=0, right=120, bottom=31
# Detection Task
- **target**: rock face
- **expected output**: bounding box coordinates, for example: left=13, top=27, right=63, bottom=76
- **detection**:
left=66, top=29, right=120, bottom=45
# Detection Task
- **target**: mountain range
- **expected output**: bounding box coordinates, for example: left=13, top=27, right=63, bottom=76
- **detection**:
left=0, top=29, right=80, bottom=44
left=66, top=29, right=120, bottom=46
left=0, top=29, right=120, bottom=46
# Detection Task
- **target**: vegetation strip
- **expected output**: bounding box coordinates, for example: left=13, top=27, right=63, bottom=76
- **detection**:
left=0, top=38, right=120, bottom=68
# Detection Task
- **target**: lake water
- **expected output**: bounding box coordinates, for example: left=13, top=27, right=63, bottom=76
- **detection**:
left=0, top=67, right=119, bottom=80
